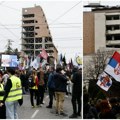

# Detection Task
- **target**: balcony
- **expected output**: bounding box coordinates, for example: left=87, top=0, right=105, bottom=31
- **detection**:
left=106, top=30, right=120, bottom=35
left=106, top=40, right=120, bottom=45
left=45, top=41, right=53, bottom=45
left=22, top=23, right=35, bottom=27
left=22, top=17, right=35, bottom=21
left=45, top=48, right=54, bottom=53
left=106, top=20, right=120, bottom=25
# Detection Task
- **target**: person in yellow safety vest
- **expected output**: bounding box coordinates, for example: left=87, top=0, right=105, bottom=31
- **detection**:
left=0, top=71, right=6, bottom=119
left=29, top=69, right=39, bottom=107
left=0, top=68, right=23, bottom=119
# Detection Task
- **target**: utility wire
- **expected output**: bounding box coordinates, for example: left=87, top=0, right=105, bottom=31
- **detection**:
left=0, top=3, right=20, bottom=12
left=0, top=23, right=82, bottom=26
left=0, top=22, right=19, bottom=39
left=0, top=26, right=81, bottom=29
left=57, top=46, right=82, bottom=48
left=0, top=1, right=82, bottom=28
left=50, top=1, right=82, bottom=24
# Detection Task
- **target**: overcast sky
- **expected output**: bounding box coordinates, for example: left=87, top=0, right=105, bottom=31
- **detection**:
left=0, top=0, right=82, bottom=62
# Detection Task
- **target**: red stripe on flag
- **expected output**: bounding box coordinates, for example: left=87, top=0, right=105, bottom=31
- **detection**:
left=112, top=51, right=120, bottom=63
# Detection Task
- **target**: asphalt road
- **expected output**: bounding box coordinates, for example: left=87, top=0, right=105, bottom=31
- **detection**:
left=17, top=93, right=81, bottom=119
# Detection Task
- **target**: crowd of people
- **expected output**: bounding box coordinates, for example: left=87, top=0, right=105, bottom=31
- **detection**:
left=0, top=65, right=82, bottom=119
left=83, top=93, right=120, bottom=119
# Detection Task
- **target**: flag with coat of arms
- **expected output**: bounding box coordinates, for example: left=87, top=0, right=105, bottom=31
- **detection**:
left=97, top=72, right=112, bottom=91
left=104, top=51, right=120, bottom=82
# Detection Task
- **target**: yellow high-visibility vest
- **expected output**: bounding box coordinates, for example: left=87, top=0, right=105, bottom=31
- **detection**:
left=31, top=76, right=38, bottom=90
left=0, top=84, right=4, bottom=101
left=6, top=75, right=22, bottom=102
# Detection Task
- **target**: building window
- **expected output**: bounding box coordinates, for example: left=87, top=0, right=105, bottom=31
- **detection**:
left=106, top=15, right=112, bottom=20
left=35, top=38, right=42, bottom=43
left=23, top=14, right=34, bottom=18
left=35, top=33, right=38, bottom=35
left=114, top=25, right=119, bottom=30
left=106, top=35, right=112, bottom=40
left=106, top=15, right=120, bottom=20
left=113, top=15, right=119, bottom=20
left=114, top=34, right=120, bottom=40
left=35, top=27, right=39, bottom=29
left=35, top=21, right=38, bottom=23
left=106, top=26, right=112, bottom=31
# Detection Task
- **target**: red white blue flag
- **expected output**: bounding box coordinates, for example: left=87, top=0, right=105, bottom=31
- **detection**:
left=97, top=72, right=112, bottom=91
left=104, top=51, right=120, bottom=82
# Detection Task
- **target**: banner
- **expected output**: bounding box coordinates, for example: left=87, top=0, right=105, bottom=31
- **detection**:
left=104, top=51, right=120, bottom=82
left=97, top=72, right=112, bottom=91
left=1, top=54, right=18, bottom=67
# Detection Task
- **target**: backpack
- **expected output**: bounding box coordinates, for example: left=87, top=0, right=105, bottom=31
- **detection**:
left=28, top=75, right=35, bottom=87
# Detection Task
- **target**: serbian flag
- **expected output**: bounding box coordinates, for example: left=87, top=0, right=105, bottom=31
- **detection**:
left=104, top=51, right=120, bottom=82
left=40, top=48, right=48, bottom=60
left=97, top=72, right=112, bottom=91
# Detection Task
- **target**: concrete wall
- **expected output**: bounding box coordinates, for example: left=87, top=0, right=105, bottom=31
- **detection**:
left=94, top=12, right=106, bottom=52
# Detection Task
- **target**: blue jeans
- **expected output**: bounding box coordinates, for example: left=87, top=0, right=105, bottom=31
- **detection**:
left=5, top=101, right=18, bottom=119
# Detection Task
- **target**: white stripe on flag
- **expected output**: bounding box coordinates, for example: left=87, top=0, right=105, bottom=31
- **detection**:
left=105, top=65, right=120, bottom=82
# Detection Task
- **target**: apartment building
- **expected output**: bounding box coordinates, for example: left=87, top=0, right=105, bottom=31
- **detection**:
left=84, top=4, right=120, bottom=55
left=21, top=5, right=58, bottom=62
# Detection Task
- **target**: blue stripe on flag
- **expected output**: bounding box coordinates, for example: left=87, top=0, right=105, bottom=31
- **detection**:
left=109, top=58, right=118, bottom=68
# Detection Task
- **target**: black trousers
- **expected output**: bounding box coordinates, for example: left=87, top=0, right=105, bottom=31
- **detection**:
left=0, top=104, right=6, bottom=119
left=38, top=85, right=45, bottom=104
left=71, top=92, right=81, bottom=115
left=29, top=89, right=39, bottom=106
left=48, top=88, right=55, bottom=107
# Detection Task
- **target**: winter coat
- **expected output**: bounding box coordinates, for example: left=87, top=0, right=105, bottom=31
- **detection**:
left=54, top=73, right=67, bottom=92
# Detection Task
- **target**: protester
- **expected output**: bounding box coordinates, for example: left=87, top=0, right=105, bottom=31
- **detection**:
left=0, top=68, right=23, bottom=119
left=46, top=66, right=55, bottom=108
left=29, top=70, right=39, bottom=107
left=99, top=99, right=116, bottom=119
left=69, top=67, right=82, bottom=118
left=37, top=67, right=45, bottom=106
left=44, top=66, right=50, bottom=91
left=20, top=70, right=27, bottom=94
left=54, top=67, right=68, bottom=116
left=109, top=97, right=120, bottom=118
left=0, top=70, right=6, bottom=119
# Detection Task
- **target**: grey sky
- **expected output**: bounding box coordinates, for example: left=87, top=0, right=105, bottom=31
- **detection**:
left=0, top=0, right=82, bottom=62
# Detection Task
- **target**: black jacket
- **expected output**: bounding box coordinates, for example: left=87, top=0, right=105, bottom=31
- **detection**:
left=54, top=73, right=67, bottom=92
left=71, top=71, right=82, bottom=95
